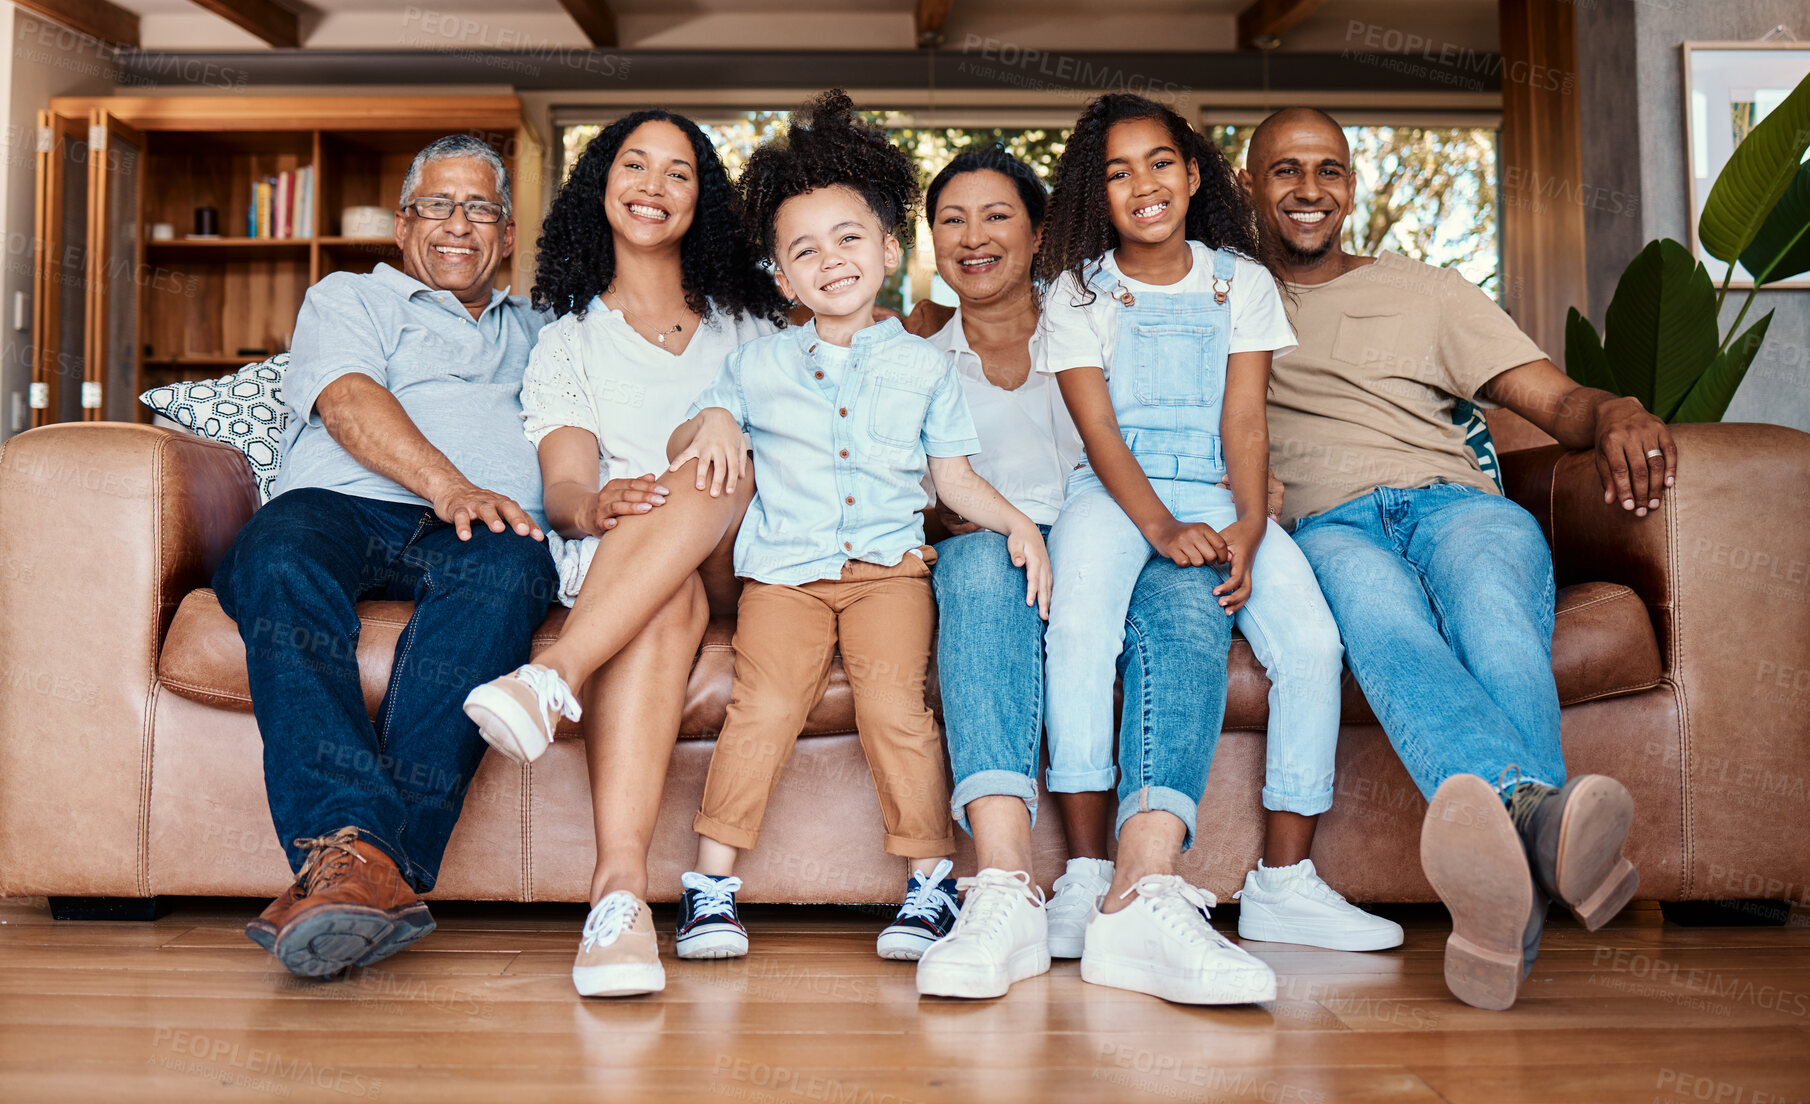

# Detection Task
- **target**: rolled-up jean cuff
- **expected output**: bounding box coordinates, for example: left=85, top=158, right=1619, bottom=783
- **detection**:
left=692, top=810, right=761, bottom=852
left=884, top=831, right=957, bottom=859
left=1045, top=766, right=1117, bottom=793
left=1115, top=786, right=1200, bottom=851
left=1262, top=785, right=1333, bottom=817
left=950, top=770, right=1039, bottom=837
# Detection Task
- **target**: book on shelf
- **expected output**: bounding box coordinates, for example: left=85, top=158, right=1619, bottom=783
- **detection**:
left=242, top=168, right=314, bottom=239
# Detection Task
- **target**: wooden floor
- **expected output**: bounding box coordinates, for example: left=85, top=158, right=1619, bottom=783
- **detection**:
left=1, top=896, right=1807, bottom=1104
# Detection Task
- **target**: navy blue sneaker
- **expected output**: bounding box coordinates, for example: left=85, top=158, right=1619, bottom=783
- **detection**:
left=676, top=872, right=747, bottom=959
left=877, top=859, right=959, bottom=961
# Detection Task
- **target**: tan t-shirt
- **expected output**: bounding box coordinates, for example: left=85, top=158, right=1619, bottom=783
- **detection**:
left=1269, top=251, right=1545, bottom=527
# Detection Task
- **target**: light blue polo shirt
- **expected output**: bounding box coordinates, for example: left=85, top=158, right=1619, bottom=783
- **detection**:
left=273, top=263, right=549, bottom=526
left=689, top=317, right=980, bottom=586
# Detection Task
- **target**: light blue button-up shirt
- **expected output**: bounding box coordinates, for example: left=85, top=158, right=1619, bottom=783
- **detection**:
left=274, top=262, right=549, bottom=525
left=689, top=317, right=981, bottom=585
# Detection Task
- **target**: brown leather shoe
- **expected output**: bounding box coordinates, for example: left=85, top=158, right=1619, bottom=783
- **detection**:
left=245, top=879, right=307, bottom=953
left=269, top=827, right=435, bottom=977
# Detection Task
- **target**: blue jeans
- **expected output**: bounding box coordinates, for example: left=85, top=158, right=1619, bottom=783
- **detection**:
left=933, top=528, right=1232, bottom=849
left=1291, top=484, right=1566, bottom=799
left=1044, top=470, right=1344, bottom=813
left=213, top=487, right=558, bottom=891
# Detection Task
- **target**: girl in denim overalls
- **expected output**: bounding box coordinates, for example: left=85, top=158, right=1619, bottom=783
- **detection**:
left=1032, top=95, right=1402, bottom=978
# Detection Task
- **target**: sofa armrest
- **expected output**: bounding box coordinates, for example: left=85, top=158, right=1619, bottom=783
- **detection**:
left=0, top=423, right=257, bottom=897
left=1502, top=422, right=1810, bottom=897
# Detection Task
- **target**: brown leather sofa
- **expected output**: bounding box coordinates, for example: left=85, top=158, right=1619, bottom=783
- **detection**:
left=3, top=420, right=1808, bottom=910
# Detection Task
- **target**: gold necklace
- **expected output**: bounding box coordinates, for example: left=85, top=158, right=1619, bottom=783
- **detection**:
left=610, top=297, right=686, bottom=345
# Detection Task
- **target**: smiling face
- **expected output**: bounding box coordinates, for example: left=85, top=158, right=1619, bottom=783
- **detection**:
left=1103, top=116, right=1200, bottom=249
left=394, top=155, right=514, bottom=311
left=930, top=169, right=1040, bottom=307
left=1242, top=114, right=1354, bottom=269
left=770, top=184, right=899, bottom=327
left=601, top=120, right=700, bottom=255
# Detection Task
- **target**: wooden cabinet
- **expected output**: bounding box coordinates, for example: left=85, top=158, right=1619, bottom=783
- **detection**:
left=31, top=95, right=545, bottom=426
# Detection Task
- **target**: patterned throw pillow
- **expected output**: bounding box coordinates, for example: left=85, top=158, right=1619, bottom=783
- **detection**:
left=1455, top=399, right=1503, bottom=490
left=140, top=353, right=289, bottom=502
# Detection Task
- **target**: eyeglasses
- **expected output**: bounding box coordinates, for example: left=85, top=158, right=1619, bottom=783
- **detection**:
left=402, top=198, right=508, bottom=224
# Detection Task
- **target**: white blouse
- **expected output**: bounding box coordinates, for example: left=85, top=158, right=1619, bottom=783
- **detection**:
left=521, top=296, right=776, bottom=482
left=928, top=307, right=1083, bottom=527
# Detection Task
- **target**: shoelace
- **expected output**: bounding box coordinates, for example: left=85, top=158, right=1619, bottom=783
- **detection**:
left=292, top=827, right=366, bottom=893
left=896, top=858, right=957, bottom=924
left=1497, top=764, right=1555, bottom=836
left=579, top=893, right=642, bottom=951
left=949, top=869, right=1041, bottom=938
left=1123, top=874, right=1222, bottom=950
left=515, top=664, right=583, bottom=727
left=680, top=872, right=743, bottom=918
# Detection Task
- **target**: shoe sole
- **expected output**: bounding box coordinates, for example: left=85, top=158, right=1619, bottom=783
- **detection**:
left=245, top=919, right=278, bottom=954
left=1552, top=776, right=1639, bottom=931
left=677, top=927, right=748, bottom=959
left=1235, top=911, right=1405, bottom=952
left=463, top=687, right=549, bottom=765
left=273, top=907, right=397, bottom=978
left=1079, top=952, right=1276, bottom=1005
left=574, top=962, right=666, bottom=997
left=876, top=931, right=937, bottom=961
left=355, top=904, right=436, bottom=967
left=1421, top=774, right=1535, bottom=1011
left=916, top=944, right=1051, bottom=999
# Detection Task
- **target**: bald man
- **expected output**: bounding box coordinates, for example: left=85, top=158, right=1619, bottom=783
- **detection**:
left=1239, top=108, right=1670, bottom=1011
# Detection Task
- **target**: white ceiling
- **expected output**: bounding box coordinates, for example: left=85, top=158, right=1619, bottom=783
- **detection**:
left=108, top=0, right=1501, bottom=55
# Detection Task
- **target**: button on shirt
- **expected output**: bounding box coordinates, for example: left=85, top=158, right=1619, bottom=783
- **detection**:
left=274, top=262, right=549, bottom=525
left=688, top=317, right=981, bottom=586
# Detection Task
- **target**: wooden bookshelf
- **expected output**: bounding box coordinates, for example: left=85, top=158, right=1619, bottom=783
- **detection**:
left=32, top=95, right=545, bottom=426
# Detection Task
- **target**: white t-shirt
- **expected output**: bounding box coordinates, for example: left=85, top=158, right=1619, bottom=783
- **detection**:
left=928, top=307, right=1082, bottom=527
left=1036, top=241, right=1298, bottom=379
left=520, top=297, right=776, bottom=482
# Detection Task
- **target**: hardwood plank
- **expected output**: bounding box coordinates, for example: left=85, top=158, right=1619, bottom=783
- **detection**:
left=182, top=0, right=298, bottom=48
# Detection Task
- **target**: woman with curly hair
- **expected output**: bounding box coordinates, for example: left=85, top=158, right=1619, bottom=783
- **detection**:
left=1035, top=93, right=1399, bottom=1004
left=665, top=91, right=1048, bottom=967
left=459, top=110, right=787, bottom=999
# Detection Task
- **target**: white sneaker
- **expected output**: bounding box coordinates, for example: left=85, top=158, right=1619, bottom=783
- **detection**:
left=1046, top=857, right=1112, bottom=959
left=463, top=664, right=581, bottom=765
left=916, top=869, right=1051, bottom=999
left=1234, top=859, right=1405, bottom=951
left=572, top=892, right=665, bottom=997
left=1081, top=874, right=1276, bottom=1005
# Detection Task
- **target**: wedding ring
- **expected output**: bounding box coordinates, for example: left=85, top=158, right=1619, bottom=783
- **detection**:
left=1645, top=448, right=1664, bottom=459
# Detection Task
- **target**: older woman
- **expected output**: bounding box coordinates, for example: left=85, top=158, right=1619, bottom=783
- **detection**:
left=907, top=147, right=1398, bottom=1005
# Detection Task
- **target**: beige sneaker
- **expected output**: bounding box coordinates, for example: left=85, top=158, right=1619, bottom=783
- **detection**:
left=463, top=664, right=581, bottom=765
left=573, top=892, right=665, bottom=997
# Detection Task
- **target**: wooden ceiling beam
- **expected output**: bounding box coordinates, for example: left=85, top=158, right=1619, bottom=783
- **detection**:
left=183, top=0, right=300, bottom=49
left=13, top=0, right=140, bottom=48
left=556, top=0, right=618, bottom=49
left=916, top=0, right=954, bottom=48
left=1236, top=0, right=1333, bottom=49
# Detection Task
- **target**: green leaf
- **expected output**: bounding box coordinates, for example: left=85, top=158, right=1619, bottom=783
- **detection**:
left=1699, top=70, right=1810, bottom=263
left=1672, top=310, right=1774, bottom=423
left=1564, top=307, right=1617, bottom=393
left=1739, top=161, right=1810, bottom=285
left=1601, top=239, right=1719, bottom=418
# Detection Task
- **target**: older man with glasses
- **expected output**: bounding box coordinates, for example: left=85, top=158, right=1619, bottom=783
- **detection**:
left=211, top=135, right=559, bottom=978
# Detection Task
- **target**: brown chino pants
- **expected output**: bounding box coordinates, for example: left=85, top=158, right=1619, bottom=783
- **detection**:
left=694, top=553, right=956, bottom=858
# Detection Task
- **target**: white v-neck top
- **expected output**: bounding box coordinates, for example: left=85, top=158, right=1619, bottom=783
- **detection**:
left=521, top=295, right=776, bottom=482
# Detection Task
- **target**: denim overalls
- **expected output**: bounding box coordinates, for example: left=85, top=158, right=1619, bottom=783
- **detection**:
left=1042, top=247, right=1346, bottom=838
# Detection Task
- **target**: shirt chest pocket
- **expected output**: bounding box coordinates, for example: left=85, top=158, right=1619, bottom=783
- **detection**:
left=866, top=377, right=933, bottom=451
left=1128, top=320, right=1225, bottom=407
left=1331, top=312, right=1404, bottom=369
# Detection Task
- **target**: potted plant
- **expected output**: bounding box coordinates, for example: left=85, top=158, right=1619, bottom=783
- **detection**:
left=1566, top=70, right=1810, bottom=422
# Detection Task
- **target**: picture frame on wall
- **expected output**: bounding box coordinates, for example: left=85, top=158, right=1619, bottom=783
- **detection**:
left=1682, top=41, right=1810, bottom=290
